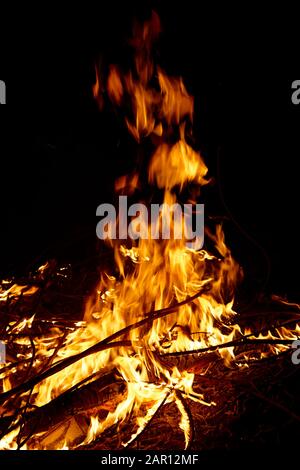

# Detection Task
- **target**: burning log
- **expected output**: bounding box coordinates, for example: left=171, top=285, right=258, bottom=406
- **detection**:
left=0, top=370, right=126, bottom=447
left=160, top=351, right=220, bottom=374
left=19, top=370, right=126, bottom=444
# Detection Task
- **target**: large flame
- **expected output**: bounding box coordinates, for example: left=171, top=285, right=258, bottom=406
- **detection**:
left=0, top=12, right=299, bottom=450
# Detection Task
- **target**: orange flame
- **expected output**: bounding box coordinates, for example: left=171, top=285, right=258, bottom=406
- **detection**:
left=1, top=11, right=299, bottom=450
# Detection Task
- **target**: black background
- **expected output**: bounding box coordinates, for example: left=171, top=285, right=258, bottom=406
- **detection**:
left=0, top=2, right=299, bottom=300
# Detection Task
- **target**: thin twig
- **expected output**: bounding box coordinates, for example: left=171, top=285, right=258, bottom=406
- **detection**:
left=175, top=389, right=194, bottom=450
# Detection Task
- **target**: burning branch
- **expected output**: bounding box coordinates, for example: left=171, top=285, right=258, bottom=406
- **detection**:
left=161, top=338, right=296, bottom=358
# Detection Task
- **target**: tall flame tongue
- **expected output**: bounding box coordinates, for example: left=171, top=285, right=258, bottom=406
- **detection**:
left=1, top=12, right=300, bottom=451
left=83, top=11, right=241, bottom=445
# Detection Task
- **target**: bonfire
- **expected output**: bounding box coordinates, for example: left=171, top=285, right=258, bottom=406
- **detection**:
left=0, top=12, right=299, bottom=450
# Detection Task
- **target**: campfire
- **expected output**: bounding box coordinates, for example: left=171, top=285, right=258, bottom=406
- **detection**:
left=0, top=12, right=299, bottom=451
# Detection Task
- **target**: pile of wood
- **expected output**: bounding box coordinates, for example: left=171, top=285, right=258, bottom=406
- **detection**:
left=0, top=261, right=299, bottom=450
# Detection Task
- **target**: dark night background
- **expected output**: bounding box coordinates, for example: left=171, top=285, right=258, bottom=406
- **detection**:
left=0, top=2, right=299, bottom=301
